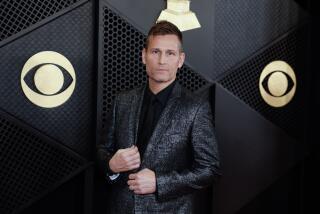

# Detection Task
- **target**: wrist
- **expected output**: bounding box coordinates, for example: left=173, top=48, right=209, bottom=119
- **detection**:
left=108, top=159, right=117, bottom=173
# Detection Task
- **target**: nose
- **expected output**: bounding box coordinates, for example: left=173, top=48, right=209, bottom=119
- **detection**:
left=159, top=52, right=166, bottom=64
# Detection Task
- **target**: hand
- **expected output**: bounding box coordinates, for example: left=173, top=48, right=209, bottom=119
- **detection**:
left=127, top=168, right=156, bottom=195
left=109, top=145, right=141, bottom=173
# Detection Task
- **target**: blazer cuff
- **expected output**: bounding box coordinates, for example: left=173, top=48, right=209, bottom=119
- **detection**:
left=98, top=157, right=120, bottom=183
left=156, top=173, right=178, bottom=201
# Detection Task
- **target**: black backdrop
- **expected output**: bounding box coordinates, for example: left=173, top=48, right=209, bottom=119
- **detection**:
left=0, top=0, right=315, bottom=214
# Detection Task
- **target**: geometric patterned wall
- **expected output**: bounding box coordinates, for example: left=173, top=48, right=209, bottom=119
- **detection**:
left=212, top=0, right=308, bottom=79
left=0, top=1, right=94, bottom=157
left=0, top=110, right=86, bottom=214
left=218, top=26, right=308, bottom=141
left=0, top=0, right=83, bottom=43
left=212, top=0, right=310, bottom=211
left=0, top=0, right=93, bottom=213
left=213, top=23, right=310, bottom=214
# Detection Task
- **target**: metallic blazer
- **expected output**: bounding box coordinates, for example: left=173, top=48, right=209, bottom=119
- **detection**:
left=97, top=83, right=220, bottom=214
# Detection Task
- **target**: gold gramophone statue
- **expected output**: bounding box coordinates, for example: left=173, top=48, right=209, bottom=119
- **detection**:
left=157, top=0, right=201, bottom=31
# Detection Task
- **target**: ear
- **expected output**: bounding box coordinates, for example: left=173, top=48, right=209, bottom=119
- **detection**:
left=142, top=48, right=146, bottom=65
left=178, top=52, right=185, bottom=68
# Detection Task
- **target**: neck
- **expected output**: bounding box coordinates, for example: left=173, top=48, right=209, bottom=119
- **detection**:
left=148, top=78, right=175, bottom=94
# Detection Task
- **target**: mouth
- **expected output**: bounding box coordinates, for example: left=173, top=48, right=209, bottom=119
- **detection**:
left=156, top=69, right=168, bottom=72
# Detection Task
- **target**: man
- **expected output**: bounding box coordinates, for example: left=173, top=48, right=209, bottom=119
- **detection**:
left=97, top=20, right=220, bottom=213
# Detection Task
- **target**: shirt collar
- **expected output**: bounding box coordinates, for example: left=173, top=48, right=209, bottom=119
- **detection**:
left=147, top=80, right=176, bottom=106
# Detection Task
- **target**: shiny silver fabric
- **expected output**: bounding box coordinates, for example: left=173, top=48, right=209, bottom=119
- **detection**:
left=97, top=83, right=220, bottom=213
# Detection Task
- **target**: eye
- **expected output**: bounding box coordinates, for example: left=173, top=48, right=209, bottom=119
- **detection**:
left=23, top=63, right=73, bottom=96
left=21, top=51, right=76, bottom=108
left=259, top=61, right=297, bottom=107
left=261, top=70, right=294, bottom=97
left=151, top=49, right=159, bottom=54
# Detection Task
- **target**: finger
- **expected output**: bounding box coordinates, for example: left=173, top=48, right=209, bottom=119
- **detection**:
left=123, top=146, right=139, bottom=156
left=139, top=168, right=149, bottom=173
left=128, top=161, right=140, bottom=168
left=118, top=152, right=138, bottom=165
left=123, top=152, right=140, bottom=163
left=128, top=173, right=137, bottom=180
left=118, top=145, right=135, bottom=153
left=122, top=158, right=139, bottom=168
left=128, top=185, right=137, bottom=191
left=131, top=152, right=141, bottom=160
left=130, top=145, right=139, bottom=153
left=127, top=179, right=137, bottom=186
left=128, top=159, right=140, bottom=166
left=126, top=145, right=137, bottom=151
left=128, top=182, right=140, bottom=191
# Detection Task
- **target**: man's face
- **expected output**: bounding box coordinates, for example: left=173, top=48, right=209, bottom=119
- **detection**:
left=142, top=34, right=185, bottom=86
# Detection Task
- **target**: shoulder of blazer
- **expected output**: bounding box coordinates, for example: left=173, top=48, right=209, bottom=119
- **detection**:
left=115, top=85, right=145, bottom=103
left=174, top=88, right=212, bottom=124
left=179, top=87, right=208, bottom=107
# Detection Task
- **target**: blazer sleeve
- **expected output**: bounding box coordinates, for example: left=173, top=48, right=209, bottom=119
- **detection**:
left=96, top=95, right=118, bottom=183
left=155, top=98, right=221, bottom=201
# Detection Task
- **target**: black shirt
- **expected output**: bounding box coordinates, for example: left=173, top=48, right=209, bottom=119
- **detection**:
left=137, top=81, right=176, bottom=159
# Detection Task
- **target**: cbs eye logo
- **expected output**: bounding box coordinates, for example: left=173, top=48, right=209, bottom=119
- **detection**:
left=21, top=51, right=76, bottom=108
left=259, top=60, right=296, bottom=107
